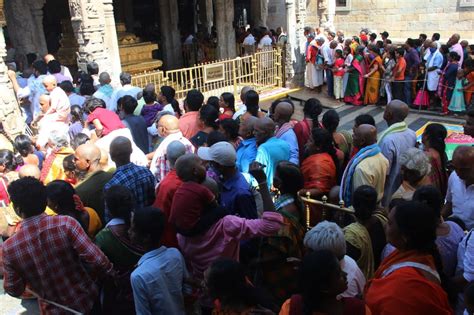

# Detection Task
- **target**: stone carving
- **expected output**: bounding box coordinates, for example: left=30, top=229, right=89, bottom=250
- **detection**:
left=69, top=0, right=82, bottom=21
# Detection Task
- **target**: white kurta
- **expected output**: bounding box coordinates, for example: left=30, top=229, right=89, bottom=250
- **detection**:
left=427, top=50, right=443, bottom=91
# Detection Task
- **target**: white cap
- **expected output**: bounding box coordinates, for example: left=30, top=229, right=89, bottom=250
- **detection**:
left=197, top=142, right=236, bottom=167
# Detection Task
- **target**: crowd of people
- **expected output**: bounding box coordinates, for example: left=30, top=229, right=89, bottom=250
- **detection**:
left=305, top=28, right=474, bottom=115
left=0, top=31, right=474, bottom=315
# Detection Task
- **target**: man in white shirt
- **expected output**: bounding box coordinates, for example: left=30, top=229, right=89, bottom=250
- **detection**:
left=109, top=72, right=141, bottom=112
left=443, top=146, right=474, bottom=229
left=243, top=31, right=256, bottom=46
left=258, top=28, right=273, bottom=50
left=322, top=32, right=336, bottom=98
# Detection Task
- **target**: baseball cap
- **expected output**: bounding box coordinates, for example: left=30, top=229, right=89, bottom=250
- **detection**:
left=380, top=31, right=389, bottom=38
left=197, top=142, right=236, bottom=167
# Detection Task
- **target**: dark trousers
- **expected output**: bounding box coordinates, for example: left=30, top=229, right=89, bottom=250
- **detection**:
left=325, top=68, right=334, bottom=97
left=393, top=81, right=404, bottom=101
left=404, top=74, right=413, bottom=105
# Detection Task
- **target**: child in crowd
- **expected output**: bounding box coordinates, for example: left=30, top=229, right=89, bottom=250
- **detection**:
left=449, top=68, right=467, bottom=114
left=68, top=105, right=85, bottom=140
left=62, top=154, right=77, bottom=185
left=141, top=90, right=163, bottom=127
left=333, top=49, right=345, bottom=101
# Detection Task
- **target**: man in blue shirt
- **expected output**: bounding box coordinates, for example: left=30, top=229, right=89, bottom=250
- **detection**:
left=254, top=117, right=290, bottom=188
left=236, top=116, right=258, bottom=173
left=273, top=101, right=299, bottom=165
left=130, top=206, right=187, bottom=315
left=198, top=141, right=258, bottom=219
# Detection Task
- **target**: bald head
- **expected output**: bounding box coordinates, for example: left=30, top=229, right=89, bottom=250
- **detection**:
left=423, top=39, right=432, bottom=48
left=75, top=143, right=101, bottom=172
left=240, top=86, right=254, bottom=103
left=452, top=146, right=474, bottom=184
left=239, top=115, right=258, bottom=139
left=18, top=164, right=41, bottom=179
left=354, top=124, right=377, bottom=148
left=175, top=153, right=206, bottom=183
left=254, top=117, right=276, bottom=145
left=110, top=136, right=132, bottom=166
left=144, top=83, right=155, bottom=93
left=39, top=94, right=51, bottom=113
left=167, top=140, right=186, bottom=168
left=274, top=102, right=293, bottom=124
left=158, top=114, right=180, bottom=136
left=385, top=100, right=409, bottom=125
left=42, top=75, right=57, bottom=92
left=99, top=72, right=111, bottom=85
left=44, top=54, right=55, bottom=63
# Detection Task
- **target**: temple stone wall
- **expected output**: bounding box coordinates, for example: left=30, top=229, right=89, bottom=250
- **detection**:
left=334, top=0, right=474, bottom=41
left=266, top=0, right=286, bottom=30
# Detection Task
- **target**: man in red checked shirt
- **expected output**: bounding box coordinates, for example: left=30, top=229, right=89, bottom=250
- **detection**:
left=2, top=177, right=114, bottom=314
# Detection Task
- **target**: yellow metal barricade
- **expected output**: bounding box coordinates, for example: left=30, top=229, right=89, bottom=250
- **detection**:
left=132, top=48, right=283, bottom=100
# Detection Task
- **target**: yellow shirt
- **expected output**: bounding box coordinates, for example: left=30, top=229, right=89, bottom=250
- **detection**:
left=353, top=152, right=389, bottom=204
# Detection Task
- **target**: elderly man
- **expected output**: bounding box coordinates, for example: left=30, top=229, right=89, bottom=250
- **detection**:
left=448, top=33, right=464, bottom=69
left=34, top=94, right=68, bottom=149
left=464, top=108, right=474, bottom=137
left=304, top=221, right=366, bottom=299
left=254, top=117, right=290, bottom=188
left=273, top=101, right=299, bottom=165
left=237, top=116, right=258, bottom=173
left=93, top=72, right=114, bottom=109
left=8, top=60, right=48, bottom=123
left=109, top=72, right=141, bottom=112
left=198, top=142, right=258, bottom=219
left=2, top=177, right=113, bottom=315
left=150, top=114, right=194, bottom=182
left=18, top=164, right=41, bottom=179
left=426, top=41, right=444, bottom=106
left=340, top=124, right=389, bottom=206
left=74, top=143, right=113, bottom=221
left=378, top=100, right=416, bottom=205
left=443, top=146, right=474, bottom=229
left=105, top=137, right=156, bottom=215
left=42, top=75, right=70, bottom=123
left=153, top=141, right=187, bottom=248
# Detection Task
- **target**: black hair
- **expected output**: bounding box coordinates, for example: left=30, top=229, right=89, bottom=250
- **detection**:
left=161, top=86, right=182, bottom=116
left=369, top=33, right=377, bottom=40
left=132, top=206, right=166, bottom=245
left=412, top=185, right=443, bottom=218
left=387, top=48, right=396, bottom=60
left=298, top=250, right=341, bottom=314
left=143, top=90, right=157, bottom=104
left=80, top=82, right=95, bottom=96
left=414, top=39, right=422, bottom=48
left=63, top=154, right=76, bottom=173
left=14, top=134, right=34, bottom=157
left=84, top=97, right=106, bottom=114
left=432, top=33, right=441, bottom=41
left=423, top=123, right=447, bottom=178
left=8, top=177, right=47, bottom=217
left=406, top=38, right=415, bottom=48
left=245, top=90, right=260, bottom=117
left=395, top=47, right=405, bottom=57
left=354, top=114, right=376, bottom=127
left=270, top=98, right=295, bottom=116
left=206, top=259, right=260, bottom=309
left=87, top=62, right=99, bottom=75
left=104, top=185, right=134, bottom=225
left=368, top=44, right=380, bottom=56
left=119, top=72, right=132, bottom=85
left=303, top=98, right=323, bottom=121
left=276, top=161, right=304, bottom=215
left=206, top=131, right=228, bottom=146
left=199, top=104, right=219, bottom=130
left=311, top=128, right=340, bottom=179
left=206, top=96, right=220, bottom=112
left=221, top=92, right=236, bottom=113
left=70, top=105, right=85, bottom=125
left=386, top=39, right=392, bottom=44
left=376, top=40, right=384, bottom=49
left=440, top=44, right=449, bottom=55
left=59, top=80, right=74, bottom=94
left=394, top=201, right=454, bottom=303
left=78, top=73, right=94, bottom=85
left=47, top=60, right=61, bottom=74
left=352, top=185, right=377, bottom=221
left=185, top=89, right=204, bottom=111
left=219, top=118, right=239, bottom=140
left=26, top=53, right=37, bottom=67
left=46, top=180, right=76, bottom=213
left=419, top=33, right=428, bottom=41
left=32, top=60, right=48, bottom=75
left=322, top=109, right=339, bottom=134
left=71, top=133, right=90, bottom=150
left=449, top=51, right=461, bottom=62
left=120, top=95, right=138, bottom=114
left=0, top=149, right=19, bottom=172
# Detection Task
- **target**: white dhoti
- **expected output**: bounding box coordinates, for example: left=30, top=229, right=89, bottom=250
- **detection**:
left=427, top=71, right=440, bottom=91
left=305, top=63, right=324, bottom=88
left=94, top=128, right=148, bottom=168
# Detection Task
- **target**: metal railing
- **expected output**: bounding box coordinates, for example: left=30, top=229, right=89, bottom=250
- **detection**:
left=131, top=48, right=283, bottom=100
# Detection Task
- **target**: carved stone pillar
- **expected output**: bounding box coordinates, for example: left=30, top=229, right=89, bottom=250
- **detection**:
left=102, top=0, right=122, bottom=80
left=215, top=0, right=236, bottom=59
left=251, top=0, right=268, bottom=28
left=0, top=1, right=25, bottom=138
left=286, top=0, right=307, bottom=86
left=68, top=0, right=113, bottom=76
left=29, top=0, right=48, bottom=55
left=4, top=0, right=47, bottom=58
left=199, top=0, right=213, bottom=36
left=159, top=0, right=183, bottom=70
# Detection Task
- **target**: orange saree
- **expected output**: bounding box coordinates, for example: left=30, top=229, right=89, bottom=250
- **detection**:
left=365, top=249, right=453, bottom=315
left=364, top=56, right=382, bottom=105
left=301, top=153, right=337, bottom=194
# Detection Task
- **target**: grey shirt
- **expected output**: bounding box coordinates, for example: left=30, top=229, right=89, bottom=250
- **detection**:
left=379, top=128, right=417, bottom=206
